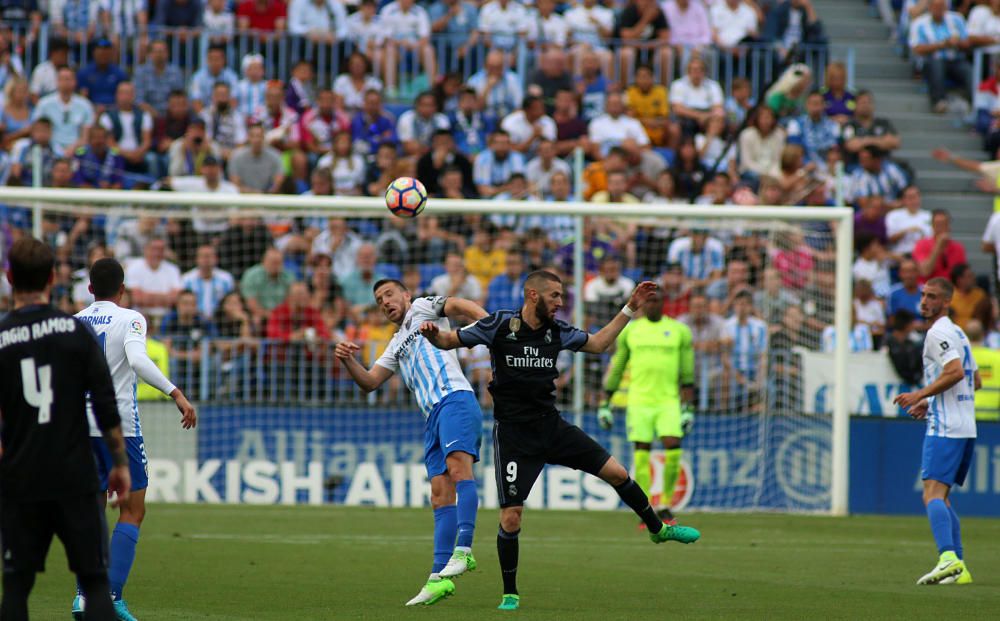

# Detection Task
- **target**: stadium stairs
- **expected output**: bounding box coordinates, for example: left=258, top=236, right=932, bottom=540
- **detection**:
left=816, top=0, right=993, bottom=275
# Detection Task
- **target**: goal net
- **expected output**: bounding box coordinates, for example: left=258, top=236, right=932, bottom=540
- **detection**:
left=0, top=189, right=852, bottom=514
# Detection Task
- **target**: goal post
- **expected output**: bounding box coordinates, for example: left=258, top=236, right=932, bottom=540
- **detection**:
left=0, top=187, right=853, bottom=515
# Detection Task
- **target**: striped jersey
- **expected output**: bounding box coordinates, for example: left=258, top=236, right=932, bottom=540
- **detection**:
left=75, top=301, right=147, bottom=437
left=375, top=296, right=473, bottom=416
left=667, top=236, right=726, bottom=281
left=821, top=324, right=874, bottom=353
left=923, top=316, right=977, bottom=438
left=181, top=267, right=235, bottom=319
left=725, top=316, right=768, bottom=378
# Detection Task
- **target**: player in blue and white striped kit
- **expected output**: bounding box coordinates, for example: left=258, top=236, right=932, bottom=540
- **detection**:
left=335, top=279, right=488, bottom=607
left=895, top=277, right=981, bottom=586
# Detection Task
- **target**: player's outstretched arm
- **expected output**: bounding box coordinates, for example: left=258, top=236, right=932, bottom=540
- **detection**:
left=334, top=341, right=394, bottom=392
left=103, top=426, right=132, bottom=507
left=419, top=321, right=462, bottom=350
left=443, top=297, right=489, bottom=324
left=124, top=340, right=196, bottom=429
left=894, top=358, right=965, bottom=409
left=581, top=281, right=658, bottom=354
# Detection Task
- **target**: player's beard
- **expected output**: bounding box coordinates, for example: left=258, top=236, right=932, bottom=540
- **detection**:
left=535, top=297, right=554, bottom=325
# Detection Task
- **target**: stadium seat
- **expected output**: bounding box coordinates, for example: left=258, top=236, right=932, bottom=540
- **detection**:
left=377, top=263, right=402, bottom=281
left=624, top=267, right=644, bottom=283
left=418, top=263, right=446, bottom=289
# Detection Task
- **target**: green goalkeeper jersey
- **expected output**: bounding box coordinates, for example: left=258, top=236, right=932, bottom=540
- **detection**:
left=604, top=316, right=694, bottom=406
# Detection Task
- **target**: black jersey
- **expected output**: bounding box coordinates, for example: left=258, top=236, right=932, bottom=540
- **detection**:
left=0, top=305, right=120, bottom=500
left=457, top=310, right=589, bottom=422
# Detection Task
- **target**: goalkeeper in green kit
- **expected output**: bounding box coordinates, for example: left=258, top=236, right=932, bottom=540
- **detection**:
left=599, top=288, right=695, bottom=521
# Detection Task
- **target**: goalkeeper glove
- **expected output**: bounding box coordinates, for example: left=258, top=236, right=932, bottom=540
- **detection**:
left=597, top=403, right=614, bottom=430
left=680, top=404, right=695, bottom=435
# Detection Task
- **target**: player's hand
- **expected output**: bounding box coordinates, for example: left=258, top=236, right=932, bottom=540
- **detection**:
left=334, top=341, right=361, bottom=361
left=680, top=404, right=695, bottom=435
left=597, top=403, right=614, bottom=430
left=419, top=321, right=441, bottom=341
left=907, top=399, right=929, bottom=420
left=893, top=390, right=924, bottom=411
left=107, top=465, right=131, bottom=508
left=931, top=147, right=951, bottom=162
left=627, top=281, right=659, bottom=313
left=171, top=389, right=197, bottom=429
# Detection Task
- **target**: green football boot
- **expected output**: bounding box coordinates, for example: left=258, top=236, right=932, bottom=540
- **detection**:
left=650, top=520, right=701, bottom=544
left=404, top=578, right=455, bottom=606
left=498, top=594, right=520, bottom=610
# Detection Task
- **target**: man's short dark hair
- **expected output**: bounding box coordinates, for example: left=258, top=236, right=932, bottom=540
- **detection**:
left=168, top=89, right=187, bottom=99
left=89, top=258, right=125, bottom=299
left=861, top=145, right=884, bottom=159
left=33, top=117, right=52, bottom=128
left=372, top=279, right=407, bottom=294
left=932, top=208, right=950, bottom=219
left=891, top=309, right=915, bottom=332
left=524, top=270, right=562, bottom=294
left=521, top=94, right=543, bottom=110
left=925, top=277, right=955, bottom=300
left=950, top=263, right=971, bottom=283
left=49, top=38, right=70, bottom=53
left=8, top=238, right=55, bottom=293
left=732, top=289, right=753, bottom=303
left=207, top=43, right=227, bottom=55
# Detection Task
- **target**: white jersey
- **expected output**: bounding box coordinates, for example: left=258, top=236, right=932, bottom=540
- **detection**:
left=375, top=296, right=473, bottom=416
left=76, top=301, right=147, bottom=437
left=923, top=316, right=978, bottom=439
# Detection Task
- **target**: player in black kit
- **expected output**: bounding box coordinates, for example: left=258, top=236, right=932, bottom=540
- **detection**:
left=0, top=238, right=130, bottom=621
left=420, top=270, right=701, bottom=611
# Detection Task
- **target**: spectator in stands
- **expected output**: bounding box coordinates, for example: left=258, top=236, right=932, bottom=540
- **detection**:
left=304, top=253, right=346, bottom=329
left=668, top=228, right=725, bottom=291
left=626, top=64, right=674, bottom=149
left=576, top=50, right=610, bottom=122
left=317, top=131, right=365, bottom=195
left=301, top=89, right=350, bottom=160
left=590, top=170, right=639, bottom=203
left=430, top=251, right=483, bottom=303
left=129, top=41, right=183, bottom=120
left=468, top=49, right=523, bottom=121
left=312, top=218, right=363, bottom=281
left=72, top=124, right=124, bottom=189
left=525, top=138, right=570, bottom=196
left=416, top=129, right=474, bottom=196
left=288, top=0, right=347, bottom=48
left=153, top=90, right=193, bottom=174
left=380, top=0, right=435, bottom=92
left=463, top=222, right=504, bottom=289
left=363, top=142, right=402, bottom=197
left=968, top=0, right=1000, bottom=47
left=582, top=145, right=626, bottom=199
left=501, top=94, right=555, bottom=157
left=564, top=0, right=614, bottom=80
left=162, top=155, right=237, bottom=236
left=583, top=254, right=635, bottom=304
left=234, top=54, right=266, bottom=119
left=551, top=88, right=588, bottom=158
left=332, top=53, right=382, bottom=116
left=885, top=185, right=931, bottom=256
left=478, top=0, right=530, bottom=54
left=33, top=67, right=94, bottom=156
left=644, top=169, right=678, bottom=203
left=706, top=259, right=750, bottom=316
left=473, top=129, right=524, bottom=198
left=189, top=45, right=239, bottom=113
left=236, top=0, right=287, bottom=32
left=786, top=90, right=840, bottom=167
left=820, top=61, right=854, bottom=125
left=853, top=233, right=892, bottom=299
left=853, top=198, right=889, bottom=248
left=397, top=91, right=451, bottom=158
left=772, top=229, right=814, bottom=291
left=127, top=236, right=182, bottom=318
left=764, top=0, right=826, bottom=63
left=1, top=77, right=32, bottom=151
left=526, top=48, right=573, bottom=113
left=203, top=0, right=236, bottom=40
left=99, top=81, right=153, bottom=177
left=710, top=0, right=759, bottom=52
left=888, top=257, right=923, bottom=320
left=229, top=122, right=284, bottom=193
left=588, top=91, right=650, bottom=160
left=265, top=282, right=330, bottom=372
left=658, top=262, right=690, bottom=318
left=200, top=82, right=246, bottom=161
left=485, top=250, right=526, bottom=313
left=168, top=119, right=221, bottom=177
left=852, top=278, right=886, bottom=342
left=429, top=0, right=480, bottom=66
left=695, top=113, right=735, bottom=174
left=28, top=38, right=69, bottom=104
left=738, top=106, right=786, bottom=181
left=254, top=80, right=300, bottom=151
left=340, top=243, right=387, bottom=314
left=49, top=0, right=101, bottom=45
left=350, top=88, right=398, bottom=158
left=841, top=90, right=900, bottom=167
left=8, top=118, right=56, bottom=186
left=950, top=263, right=990, bottom=330
left=724, top=76, right=754, bottom=130
left=154, top=0, right=203, bottom=33
left=670, top=57, right=725, bottom=136
left=847, top=145, right=908, bottom=210
left=448, top=87, right=491, bottom=156
left=909, top=0, right=972, bottom=114
left=284, top=60, right=316, bottom=115
left=765, top=63, right=812, bottom=119
left=771, top=305, right=815, bottom=413
left=671, top=136, right=707, bottom=199
left=615, top=0, right=672, bottom=86
left=724, top=289, right=768, bottom=411
left=754, top=266, right=801, bottom=326
left=241, top=247, right=294, bottom=324
left=679, top=290, right=729, bottom=401
left=160, top=290, right=216, bottom=392
left=663, top=0, right=711, bottom=54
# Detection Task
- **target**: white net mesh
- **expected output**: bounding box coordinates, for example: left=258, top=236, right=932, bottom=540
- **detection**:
left=0, top=192, right=845, bottom=512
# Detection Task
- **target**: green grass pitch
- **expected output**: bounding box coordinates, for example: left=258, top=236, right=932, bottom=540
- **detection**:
left=26, top=505, right=1000, bottom=620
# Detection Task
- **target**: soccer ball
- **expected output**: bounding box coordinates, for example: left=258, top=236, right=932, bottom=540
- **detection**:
left=385, top=177, right=428, bottom=218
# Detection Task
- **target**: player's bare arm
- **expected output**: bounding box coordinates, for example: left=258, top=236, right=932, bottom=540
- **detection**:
left=170, top=388, right=198, bottom=429
left=103, top=426, right=132, bottom=507
left=125, top=339, right=197, bottom=429
left=443, top=297, right=489, bottom=323
left=894, top=358, right=965, bottom=410
left=581, top=281, right=658, bottom=353
left=335, top=341, right=395, bottom=392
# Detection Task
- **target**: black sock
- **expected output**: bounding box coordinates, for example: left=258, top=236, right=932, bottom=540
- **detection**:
left=615, top=477, right=663, bottom=533
left=497, top=525, right=520, bottom=595
left=78, top=573, right=115, bottom=621
left=1, top=571, right=35, bottom=621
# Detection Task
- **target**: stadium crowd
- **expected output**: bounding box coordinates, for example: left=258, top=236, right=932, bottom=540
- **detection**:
left=0, top=0, right=998, bottom=414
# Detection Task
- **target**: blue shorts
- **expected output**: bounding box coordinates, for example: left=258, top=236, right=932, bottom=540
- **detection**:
left=91, top=436, right=149, bottom=492
left=921, top=436, right=975, bottom=487
left=424, top=391, right=483, bottom=478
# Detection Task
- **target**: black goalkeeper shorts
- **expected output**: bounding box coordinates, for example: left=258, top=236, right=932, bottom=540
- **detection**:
left=1, top=493, right=109, bottom=575
left=491, top=415, right=612, bottom=508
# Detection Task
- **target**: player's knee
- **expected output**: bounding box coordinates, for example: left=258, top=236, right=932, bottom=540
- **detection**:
left=120, top=503, right=146, bottom=526
left=500, top=508, right=522, bottom=532
left=662, top=436, right=682, bottom=450
left=601, top=461, right=630, bottom=487
left=445, top=453, right=474, bottom=483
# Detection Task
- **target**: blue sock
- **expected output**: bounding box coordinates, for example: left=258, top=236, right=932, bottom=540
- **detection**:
left=108, top=523, right=140, bottom=601
left=926, top=499, right=954, bottom=555
left=948, top=504, right=963, bottom=560
left=432, top=506, right=457, bottom=574
left=455, top=480, right=478, bottom=549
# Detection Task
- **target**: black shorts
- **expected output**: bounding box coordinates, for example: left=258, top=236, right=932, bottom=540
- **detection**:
left=491, top=415, right=612, bottom=508
left=1, top=493, right=109, bottom=575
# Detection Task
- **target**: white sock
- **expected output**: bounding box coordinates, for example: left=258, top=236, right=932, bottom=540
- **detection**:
left=454, top=546, right=472, bottom=554
left=429, top=572, right=441, bottom=582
